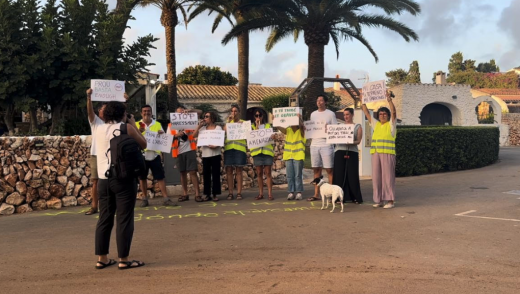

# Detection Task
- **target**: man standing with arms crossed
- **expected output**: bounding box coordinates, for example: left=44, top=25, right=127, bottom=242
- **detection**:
left=137, top=105, right=176, bottom=207
left=307, top=94, right=337, bottom=201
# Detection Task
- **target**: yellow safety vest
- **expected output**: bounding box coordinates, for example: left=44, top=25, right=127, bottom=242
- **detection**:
left=250, top=123, right=274, bottom=157
left=136, top=120, right=163, bottom=155
left=224, top=119, right=247, bottom=153
left=370, top=121, right=396, bottom=155
left=283, top=127, right=306, bottom=161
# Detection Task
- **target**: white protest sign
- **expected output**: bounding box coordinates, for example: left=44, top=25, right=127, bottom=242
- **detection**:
left=144, top=130, right=174, bottom=153
left=226, top=121, right=251, bottom=140
left=197, top=130, right=225, bottom=147
left=247, top=128, right=273, bottom=149
left=326, top=124, right=355, bottom=144
left=362, top=80, right=387, bottom=104
left=90, top=79, right=126, bottom=102
left=304, top=120, right=327, bottom=139
left=169, top=113, right=198, bottom=130
left=273, top=107, right=301, bottom=128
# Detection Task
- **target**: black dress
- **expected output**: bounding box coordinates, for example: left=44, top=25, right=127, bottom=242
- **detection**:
left=332, top=124, right=363, bottom=204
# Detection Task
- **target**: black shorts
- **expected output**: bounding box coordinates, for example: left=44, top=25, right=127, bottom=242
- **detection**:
left=140, top=156, right=165, bottom=180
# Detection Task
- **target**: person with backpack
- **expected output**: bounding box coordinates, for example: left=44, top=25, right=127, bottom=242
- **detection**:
left=87, top=89, right=147, bottom=270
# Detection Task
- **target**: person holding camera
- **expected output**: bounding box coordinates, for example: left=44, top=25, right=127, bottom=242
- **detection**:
left=193, top=111, right=222, bottom=201
left=361, top=91, right=397, bottom=209
left=136, top=105, right=175, bottom=207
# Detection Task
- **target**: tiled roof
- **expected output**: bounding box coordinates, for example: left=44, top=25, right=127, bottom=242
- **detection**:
left=496, top=95, right=520, bottom=101
left=324, top=87, right=360, bottom=108
left=177, top=85, right=295, bottom=102
left=475, top=88, right=520, bottom=95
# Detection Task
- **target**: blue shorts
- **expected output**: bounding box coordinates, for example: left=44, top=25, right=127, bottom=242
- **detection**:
left=253, top=154, right=273, bottom=166
left=224, top=149, right=246, bottom=167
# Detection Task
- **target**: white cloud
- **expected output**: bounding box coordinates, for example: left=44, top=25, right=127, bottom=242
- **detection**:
left=284, top=63, right=308, bottom=84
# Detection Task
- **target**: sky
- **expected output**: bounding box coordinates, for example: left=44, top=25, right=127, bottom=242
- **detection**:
left=113, top=0, right=520, bottom=88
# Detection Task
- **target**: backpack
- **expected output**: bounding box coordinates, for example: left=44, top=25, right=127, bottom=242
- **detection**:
left=105, top=123, right=146, bottom=180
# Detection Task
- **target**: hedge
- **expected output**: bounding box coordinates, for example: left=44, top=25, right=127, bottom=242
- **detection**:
left=395, top=126, right=499, bottom=177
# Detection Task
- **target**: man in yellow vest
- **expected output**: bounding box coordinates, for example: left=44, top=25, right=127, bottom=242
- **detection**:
left=361, top=91, right=397, bottom=209
left=136, top=105, right=175, bottom=207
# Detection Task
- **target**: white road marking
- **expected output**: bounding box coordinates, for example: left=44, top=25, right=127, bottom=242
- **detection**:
left=455, top=210, right=520, bottom=222
left=503, top=190, right=520, bottom=195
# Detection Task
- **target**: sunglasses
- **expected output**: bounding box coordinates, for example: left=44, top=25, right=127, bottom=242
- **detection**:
left=204, top=115, right=210, bottom=118
left=254, top=114, right=262, bottom=117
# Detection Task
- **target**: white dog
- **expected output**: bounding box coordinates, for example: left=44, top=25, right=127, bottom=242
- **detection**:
left=311, top=177, right=344, bottom=213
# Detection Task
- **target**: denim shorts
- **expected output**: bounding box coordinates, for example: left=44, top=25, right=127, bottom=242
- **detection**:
left=224, top=149, right=246, bottom=167
left=253, top=154, right=273, bottom=166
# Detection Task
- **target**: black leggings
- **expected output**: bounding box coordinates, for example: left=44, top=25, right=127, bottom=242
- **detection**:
left=202, top=155, right=222, bottom=196
left=95, top=177, right=137, bottom=258
left=332, top=150, right=363, bottom=203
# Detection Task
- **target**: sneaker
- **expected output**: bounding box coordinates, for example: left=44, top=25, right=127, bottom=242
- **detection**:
left=163, top=198, right=178, bottom=206
left=372, top=203, right=384, bottom=208
left=287, top=193, right=295, bottom=200
left=383, top=202, right=395, bottom=209
left=139, top=199, right=149, bottom=208
left=295, top=193, right=302, bottom=200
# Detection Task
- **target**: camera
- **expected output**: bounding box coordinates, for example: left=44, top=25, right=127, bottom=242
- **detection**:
left=127, top=114, right=132, bottom=119
left=389, top=91, right=395, bottom=98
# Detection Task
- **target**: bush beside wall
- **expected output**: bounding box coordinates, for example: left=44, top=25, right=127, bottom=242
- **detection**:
left=395, top=126, right=499, bottom=177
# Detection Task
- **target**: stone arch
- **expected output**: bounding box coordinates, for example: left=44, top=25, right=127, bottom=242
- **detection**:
left=471, top=96, right=503, bottom=125
left=420, top=103, right=462, bottom=126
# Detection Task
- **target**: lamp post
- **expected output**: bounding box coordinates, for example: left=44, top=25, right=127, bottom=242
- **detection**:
left=145, top=79, right=162, bottom=118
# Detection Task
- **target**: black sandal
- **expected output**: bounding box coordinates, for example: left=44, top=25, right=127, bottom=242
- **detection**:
left=227, top=194, right=234, bottom=200
left=96, top=259, right=116, bottom=269
left=203, top=196, right=211, bottom=202
left=178, top=195, right=189, bottom=202
left=118, top=260, right=145, bottom=270
left=195, top=196, right=204, bottom=202
left=236, top=194, right=243, bottom=200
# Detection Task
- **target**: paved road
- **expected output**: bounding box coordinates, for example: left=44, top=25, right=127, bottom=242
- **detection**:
left=1, top=148, right=519, bottom=294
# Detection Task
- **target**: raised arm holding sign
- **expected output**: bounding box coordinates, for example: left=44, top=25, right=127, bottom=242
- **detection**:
left=361, top=80, right=387, bottom=104
left=169, top=112, right=198, bottom=130
left=90, top=79, right=126, bottom=102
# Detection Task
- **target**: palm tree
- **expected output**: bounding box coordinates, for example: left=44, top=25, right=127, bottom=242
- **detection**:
left=140, top=0, right=191, bottom=111
left=188, top=0, right=252, bottom=119
left=222, top=0, right=421, bottom=116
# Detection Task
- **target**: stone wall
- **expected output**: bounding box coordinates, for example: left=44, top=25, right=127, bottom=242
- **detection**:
left=0, top=135, right=287, bottom=215
left=502, top=113, right=520, bottom=146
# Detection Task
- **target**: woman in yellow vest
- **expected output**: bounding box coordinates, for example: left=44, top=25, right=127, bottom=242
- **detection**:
left=250, top=109, right=276, bottom=200
left=222, top=105, right=247, bottom=200
left=361, top=91, right=397, bottom=209
left=278, top=114, right=306, bottom=200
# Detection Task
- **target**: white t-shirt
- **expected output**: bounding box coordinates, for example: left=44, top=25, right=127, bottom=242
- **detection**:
left=139, top=119, right=164, bottom=161
left=92, top=123, right=123, bottom=180
left=178, top=131, right=194, bottom=155
left=89, top=115, right=104, bottom=156
left=310, top=109, right=337, bottom=147
left=199, top=125, right=223, bottom=158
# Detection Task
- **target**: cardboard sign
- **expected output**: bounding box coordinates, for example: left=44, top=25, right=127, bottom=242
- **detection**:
left=326, top=124, right=355, bottom=144
left=169, top=113, right=198, bottom=130
left=362, top=80, right=387, bottom=104
left=144, top=130, right=174, bottom=153
left=90, top=79, right=126, bottom=102
left=304, top=120, right=327, bottom=139
left=247, top=128, right=273, bottom=149
left=197, top=130, right=225, bottom=147
left=226, top=121, right=251, bottom=140
left=273, top=107, right=301, bottom=128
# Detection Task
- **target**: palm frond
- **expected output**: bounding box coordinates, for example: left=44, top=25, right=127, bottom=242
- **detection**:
left=348, top=0, right=421, bottom=16
left=335, top=27, right=378, bottom=62
left=329, top=30, right=340, bottom=59
left=222, top=17, right=277, bottom=45
left=266, top=27, right=294, bottom=51
left=179, top=5, right=188, bottom=28
left=293, top=28, right=300, bottom=43
left=357, top=14, right=418, bottom=41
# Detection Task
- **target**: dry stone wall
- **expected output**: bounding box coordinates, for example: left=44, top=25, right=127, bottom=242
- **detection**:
left=1, top=135, right=288, bottom=215
left=502, top=113, right=520, bottom=146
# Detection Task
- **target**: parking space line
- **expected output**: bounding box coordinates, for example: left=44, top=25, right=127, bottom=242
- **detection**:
left=455, top=210, right=520, bottom=222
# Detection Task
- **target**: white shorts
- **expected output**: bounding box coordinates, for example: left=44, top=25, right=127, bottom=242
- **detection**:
left=310, top=146, right=334, bottom=168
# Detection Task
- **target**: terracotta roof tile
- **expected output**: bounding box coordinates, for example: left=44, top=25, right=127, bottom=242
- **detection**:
left=177, top=85, right=295, bottom=102
left=324, top=87, right=360, bottom=108
left=475, top=88, right=520, bottom=95
left=496, top=95, right=520, bottom=101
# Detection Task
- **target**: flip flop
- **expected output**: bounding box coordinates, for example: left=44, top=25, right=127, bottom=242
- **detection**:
left=96, top=259, right=116, bottom=269
left=307, top=196, right=321, bottom=201
left=119, top=260, right=145, bottom=270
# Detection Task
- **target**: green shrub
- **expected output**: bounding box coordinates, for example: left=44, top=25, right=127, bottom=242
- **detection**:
left=261, top=94, right=290, bottom=113
left=395, top=126, right=499, bottom=176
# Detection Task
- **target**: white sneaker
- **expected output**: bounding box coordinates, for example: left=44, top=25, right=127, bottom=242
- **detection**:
left=295, top=193, right=302, bottom=200
left=287, top=193, right=295, bottom=200
left=372, top=203, right=384, bottom=208
left=383, top=202, right=395, bottom=209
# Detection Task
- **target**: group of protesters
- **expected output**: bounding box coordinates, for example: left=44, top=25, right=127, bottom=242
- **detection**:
left=86, top=88, right=397, bottom=270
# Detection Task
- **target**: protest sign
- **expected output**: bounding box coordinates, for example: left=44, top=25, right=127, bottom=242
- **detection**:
left=144, top=130, right=174, bottom=153
left=197, top=130, right=225, bottom=147
left=247, top=128, right=273, bottom=149
left=226, top=121, right=251, bottom=140
left=304, top=120, right=327, bottom=139
left=362, top=80, right=387, bottom=104
left=90, top=79, right=126, bottom=102
left=273, top=107, right=301, bottom=128
left=169, top=112, right=198, bottom=130
left=326, top=124, right=355, bottom=144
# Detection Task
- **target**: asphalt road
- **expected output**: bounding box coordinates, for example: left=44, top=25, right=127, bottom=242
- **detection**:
left=1, top=148, right=519, bottom=294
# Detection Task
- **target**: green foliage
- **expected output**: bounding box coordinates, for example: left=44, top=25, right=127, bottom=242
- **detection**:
left=395, top=126, right=499, bottom=177
left=447, top=71, right=518, bottom=88
left=261, top=94, right=290, bottom=113
left=193, top=103, right=222, bottom=122
left=405, top=60, right=421, bottom=83
left=178, top=65, right=238, bottom=85
left=477, top=59, right=500, bottom=73
left=386, top=69, right=408, bottom=87
left=448, top=51, right=465, bottom=74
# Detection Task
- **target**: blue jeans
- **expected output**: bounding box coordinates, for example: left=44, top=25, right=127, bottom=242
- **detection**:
left=286, top=159, right=304, bottom=193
